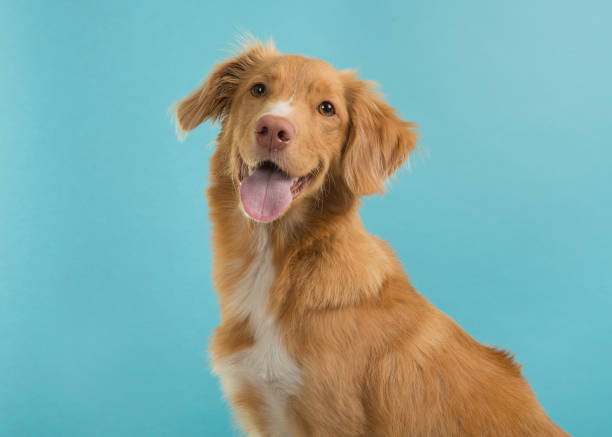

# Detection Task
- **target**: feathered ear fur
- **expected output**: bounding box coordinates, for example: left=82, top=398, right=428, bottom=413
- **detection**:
left=341, top=74, right=417, bottom=195
left=174, top=40, right=277, bottom=137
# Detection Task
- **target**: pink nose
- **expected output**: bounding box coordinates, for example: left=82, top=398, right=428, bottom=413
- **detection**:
left=255, top=115, right=295, bottom=151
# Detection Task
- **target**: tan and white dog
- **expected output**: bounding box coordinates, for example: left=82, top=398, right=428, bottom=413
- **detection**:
left=175, top=40, right=568, bottom=436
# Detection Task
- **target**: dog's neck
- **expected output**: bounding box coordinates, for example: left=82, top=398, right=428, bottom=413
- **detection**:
left=207, top=161, right=396, bottom=311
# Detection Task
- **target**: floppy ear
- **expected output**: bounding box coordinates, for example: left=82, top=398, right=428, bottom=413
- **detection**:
left=341, top=74, right=417, bottom=195
left=174, top=40, right=277, bottom=136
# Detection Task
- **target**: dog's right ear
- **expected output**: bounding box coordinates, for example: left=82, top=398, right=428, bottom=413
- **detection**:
left=174, top=40, right=276, bottom=137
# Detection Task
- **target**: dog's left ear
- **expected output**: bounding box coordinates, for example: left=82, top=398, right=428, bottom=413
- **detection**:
left=174, top=40, right=277, bottom=137
left=341, top=74, right=417, bottom=195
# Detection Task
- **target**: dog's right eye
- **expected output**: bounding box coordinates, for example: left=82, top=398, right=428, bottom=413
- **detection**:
left=251, top=83, right=266, bottom=97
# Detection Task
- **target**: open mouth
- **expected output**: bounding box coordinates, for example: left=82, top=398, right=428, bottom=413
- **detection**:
left=237, top=154, right=316, bottom=222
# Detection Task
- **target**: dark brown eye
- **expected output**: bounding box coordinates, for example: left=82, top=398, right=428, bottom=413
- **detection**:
left=318, top=101, right=335, bottom=116
left=251, top=83, right=266, bottom=97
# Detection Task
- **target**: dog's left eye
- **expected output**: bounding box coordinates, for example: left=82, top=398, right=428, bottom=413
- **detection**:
left=318, top=101, right=335, bottom=116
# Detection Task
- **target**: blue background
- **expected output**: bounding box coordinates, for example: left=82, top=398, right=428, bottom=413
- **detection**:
left=2, top=1, right=611, bottom=435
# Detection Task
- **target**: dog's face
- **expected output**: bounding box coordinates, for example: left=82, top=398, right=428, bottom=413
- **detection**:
left=224, top=54, right=348, bottom=222
left=176, top=41, right=416, bottom=222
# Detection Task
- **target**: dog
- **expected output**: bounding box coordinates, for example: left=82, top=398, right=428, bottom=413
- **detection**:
left=174, top=40, right=568, bottom=436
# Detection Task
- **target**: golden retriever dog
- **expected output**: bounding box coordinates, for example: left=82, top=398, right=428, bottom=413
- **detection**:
left=174, top=40, right=568, bottom=436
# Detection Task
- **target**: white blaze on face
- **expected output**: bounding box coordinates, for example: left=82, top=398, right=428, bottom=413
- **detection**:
left=263, top=97, right=294, bottom=117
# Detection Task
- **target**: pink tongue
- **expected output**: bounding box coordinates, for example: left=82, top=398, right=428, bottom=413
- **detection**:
left=240, top=165, right=293, bottom=222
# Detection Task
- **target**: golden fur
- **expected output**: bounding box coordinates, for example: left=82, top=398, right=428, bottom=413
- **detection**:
left=175, top=40, right=568, bottom=436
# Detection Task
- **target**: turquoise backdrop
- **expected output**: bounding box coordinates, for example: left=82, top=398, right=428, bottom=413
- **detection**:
left=2, top=1, right=611, bottom=435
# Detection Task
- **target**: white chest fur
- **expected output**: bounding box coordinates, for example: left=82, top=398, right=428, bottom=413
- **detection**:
left=212, top=229, right=301, bottom=436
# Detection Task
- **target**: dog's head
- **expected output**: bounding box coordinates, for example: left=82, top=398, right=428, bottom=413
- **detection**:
left=175, top=40, right=417, bottom=223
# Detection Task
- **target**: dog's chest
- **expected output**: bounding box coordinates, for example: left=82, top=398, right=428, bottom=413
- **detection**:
left=212, top=234, right=301, bottom=433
